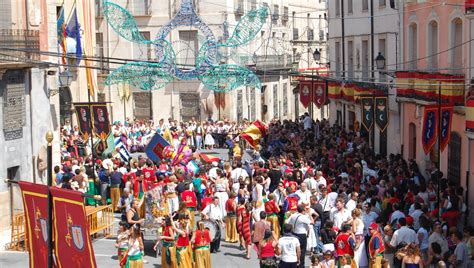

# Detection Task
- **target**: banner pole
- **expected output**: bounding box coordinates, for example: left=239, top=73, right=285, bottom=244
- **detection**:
left=87, top=86, right=97, bottom=205
left=46, top=131, right=54, bottom=268
left=437, top=81, right=442, bottom=220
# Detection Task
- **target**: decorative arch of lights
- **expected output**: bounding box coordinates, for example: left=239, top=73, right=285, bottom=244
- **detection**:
left=103, top=0, right=268, bottom=92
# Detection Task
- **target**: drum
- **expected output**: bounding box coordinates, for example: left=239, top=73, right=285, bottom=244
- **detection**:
left=201, top=219, right=220, bottom=242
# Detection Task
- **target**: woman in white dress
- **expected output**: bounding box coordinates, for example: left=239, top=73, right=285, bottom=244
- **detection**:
left=204, top=123, right=215, bottom=149
left=214, top=169, right=229, bottom=217
left=351, top=208, right=369, bottom=268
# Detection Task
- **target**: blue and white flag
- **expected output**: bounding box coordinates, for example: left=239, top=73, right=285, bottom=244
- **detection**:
left=114, top=137, right=131, bottom=162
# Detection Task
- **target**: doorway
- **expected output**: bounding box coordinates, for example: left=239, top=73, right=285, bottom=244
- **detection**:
left=59, top=87, right=72, bottom=126
left=448, top=132, right=461, bottom=185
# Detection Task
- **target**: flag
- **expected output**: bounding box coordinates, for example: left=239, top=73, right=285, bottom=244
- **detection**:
left=186, top=160, right=200, bottom=175
left=66, top=7, right=82, bottom=65
left=199, top=153, right=221, bottom=163
left=118, top=83, right=131, bottom=101
left=163, top=127, right=173, bottom=144
left=145, top=133, right=171, bottom=162
left=114, top=137, right=131, bottom=162
left=375, top=96, right=389, bottom=132
left=440, top=106, right=454, bottom=152
left=312, top=80, right=327, bottom=109
left=18, top=181, right=49, bottom=268
left=74, top=104, right=92, bottom=140
left=50, top=187, right=97, bottom=268
left=91, top=104, right=110, bottom=141
left=467, top=99, right=474, bottom=133
left=57, top=6, right=67, bottom=64
left=81, top=0, right=97, bottom=96
left=422, top=105, right=439, bottom=154
left=299, top=81, right=312, bottom=108
left=102, top=132, right=115, bottom=157
left=360, top=97, right=374, bottom=132
left=240, top=120, right=268, bottom=148
left=214, top=92, right=226, bottom=109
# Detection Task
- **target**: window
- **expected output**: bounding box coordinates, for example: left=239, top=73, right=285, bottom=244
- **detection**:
left=379, top=0, right=386, bottom=8
left=347, top=41, right=354, bottom=78
left=378, top=38, right=386, bottom=81
left=348, top=0, right=353, bottom=14
left=132, top=31, right=151, bottom=61
left=428, top=21, right=438, bottom=70
left=293, top=28, right=299, bottom=40
left=273, top=84, right=278, bottom=118
left=335, top=41, right=341, bottom=76
left=132, top=0, right=151, bottom=16
left=452, top=18, right=463, bottom=72
left=335, top=0, right=340, bottom=16
left=362, top=0, right=369, bottom=11
left=283, top=83, right=288, bottom=116
left=178, top=30, right=198, bottom=66
left=308, top=29, right=314, bottom=41
left=362, top=40, right=369, bottom=80
left=319, top=30, right=325, bottom=41
left=272, top=5, right=279, bottom=23
left=408, top=23, right=418, bottom=70
left=133, top=92, right=152, bottom=120
left=448, top=132, right=462, bottom=185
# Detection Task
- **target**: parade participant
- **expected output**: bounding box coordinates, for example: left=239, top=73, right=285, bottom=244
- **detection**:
left=154, top=217, right=177, bottom=268
left=175, top=202, right=192, bottom=231
left=127, top=199, right=145, bottom=227
left=98, top=165, right=110, bottom=205
left=258, top=229, right=278, bottom=268
left=165, top=175, right=179, bottom=214
left=265, top=193, right=281, bottom=238
left=124, top=224, right=144, bottom=268
left=351, top=208, right=368, bottom=268
left=331, top=197, right=352, bottom=230
left=110, top=165, right=123, bottom=212
left=118, top=188, right=134, bottom=222
left=201, top=197, right=223, bottom=253
left=214, top=169, right=229, bottom=217
left=241, top=202, right=253, bottom=259
left=192, top=221, right=212, bottom=268
left=115, top=221, right=129, bottom=268
left=236, top=198, right=246, bottom=250
left=253, top=211, right=271, bottom=247
left=283, top=187, right=299, bottom=220
left=142, top=160, right=156, bottom=183
left=368, top=223, right=385, bottom=268
left=335, top=224, right=356, bottom=267
left=287, top=204, right=312, bottom=268
left=133, top=170, right=149, bottom=218
left=225, top=192, right=239, bottom=243
left=277, top=224, right=301, bottom=268
left=321, top=250, right=336, bottom=268
left=172, top=215, right=193, bottom=268
left=180, top=185, right=197, bottom=229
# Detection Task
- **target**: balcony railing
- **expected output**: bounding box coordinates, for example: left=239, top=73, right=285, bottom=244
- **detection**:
left=255, top=54, right=289, bottom=70
left=0, top=29, right=40, bottom=63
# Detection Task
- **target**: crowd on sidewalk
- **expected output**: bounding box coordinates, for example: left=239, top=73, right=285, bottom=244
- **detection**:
left=54, top=113, right=474, bottom=268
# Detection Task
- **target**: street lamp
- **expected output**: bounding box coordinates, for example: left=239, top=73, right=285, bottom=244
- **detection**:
left=375, top=52, right=386, bottom=70
left=313, top=49, right=321, bottom=62
left=59, top=70, right=72, bottom=88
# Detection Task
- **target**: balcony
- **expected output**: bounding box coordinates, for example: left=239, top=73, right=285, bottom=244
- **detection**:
left=0, top=29, right=40, bottom=65
left=466, top=0, right=474, bottom=13
left=255, top=54, right=289, bottom=70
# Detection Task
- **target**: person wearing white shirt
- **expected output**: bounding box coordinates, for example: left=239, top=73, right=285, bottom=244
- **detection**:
left=390, top=218, right=417, bottom=248
left=287, top=205, right=312, bottom=268
left=429, top=221, right=449, bottom=255
left=303, top=172, right=318, bottom=193
left=362, top=203, right=379, bottom=235
left=389, top=204, right=405, bottom=225
left=315, top=171, right=327, bottom=189
left=272, top=183, right=286, bottom=207
left=201, top=197, right=223, bottom=252
left=278, top=224, right=301, bottom=267
left=295, top=183, right=311, bottom=205
left=345, top=191, right=359, bottom=212
left=208, top=162, right=219, bottom=180
left=330, top=198, right=352, bottom=230
left=303, top=113, right=312, bottom=130
left=318, top=187, right=332, bottom=213
left=409, top=202, right=423, bottom=230
left=230, top=162, right=249, bottom=183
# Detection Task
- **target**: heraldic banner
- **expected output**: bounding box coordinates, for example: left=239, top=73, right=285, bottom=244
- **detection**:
left=440, top=106, right=454, bottom=152
left=50, top=187, right=97, bottom=268
left=74, top=104, right=92, bottom=140
left=422, top=105, right=439, bottom=154
left=91, top=103, right=110, bottom=141
left=312, top=80, right=327, bottom=109
left=360, top=97, right=374, bottom=132
left=18, top=181, right=49, bottom=268
left=299, top=80, right=313, bottom=108
left=375, top=97, right=389, bottom=132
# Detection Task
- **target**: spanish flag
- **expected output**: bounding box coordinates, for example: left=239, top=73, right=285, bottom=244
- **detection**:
left=240, top=120, right=268, bottom=148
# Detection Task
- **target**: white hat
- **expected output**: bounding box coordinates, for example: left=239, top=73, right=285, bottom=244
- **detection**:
left=212, top=161, right=218, bottom=167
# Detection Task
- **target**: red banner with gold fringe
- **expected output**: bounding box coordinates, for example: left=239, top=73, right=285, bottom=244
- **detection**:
left=18, top=181, right=50, bottom=268
left=50, top=187, right=96, bottom=268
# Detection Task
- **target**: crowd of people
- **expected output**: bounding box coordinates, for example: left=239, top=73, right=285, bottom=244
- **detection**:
left=54, top=113, right=474, bottom=268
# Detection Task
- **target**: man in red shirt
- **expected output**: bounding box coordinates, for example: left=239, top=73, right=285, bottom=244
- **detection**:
left=181, top=185, right=197, bottom=228
left=335, top=224, right=355, bottom=266
left=142, top=160, right=156, bottom=183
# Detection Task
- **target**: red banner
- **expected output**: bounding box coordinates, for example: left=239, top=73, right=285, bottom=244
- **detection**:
left=299, top=81, right=313, bottom=108
left=467, top=99, right=474, bottom=132
left=422, top=105, right=439, bottom=154
left=50, top=188, right=97, bottom=268
left=440, top=106, right=454, bottom=152
left=91, top=104, right=110, bottom=141
left=312, top=80, right=327, bottom=109
left=74, top=105, right=92, bottom=140
left=18, top=181, right=50, bottom=268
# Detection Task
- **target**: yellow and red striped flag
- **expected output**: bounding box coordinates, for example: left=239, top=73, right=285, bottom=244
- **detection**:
left=240, top=120, right=268, bottom=148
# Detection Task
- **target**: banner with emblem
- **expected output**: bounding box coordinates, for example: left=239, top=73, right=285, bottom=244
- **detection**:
left=74, top=104, right=92, bottom=140
left=375, top=97, right=389, bottom=132
left=360, top=97, right=374, bottom=132
left=422, top=105, right=439, bottom=154
left=91, top=103, right=110, bottom=141
left=440, top=106, right=454, bottom=152
left=312, top=80, right=327, bottom=109
left=18, top=181, right=49, bottom=268
left=299, top=81, right=313, bottom=108
left=50, top=187, right=96, bottom=268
